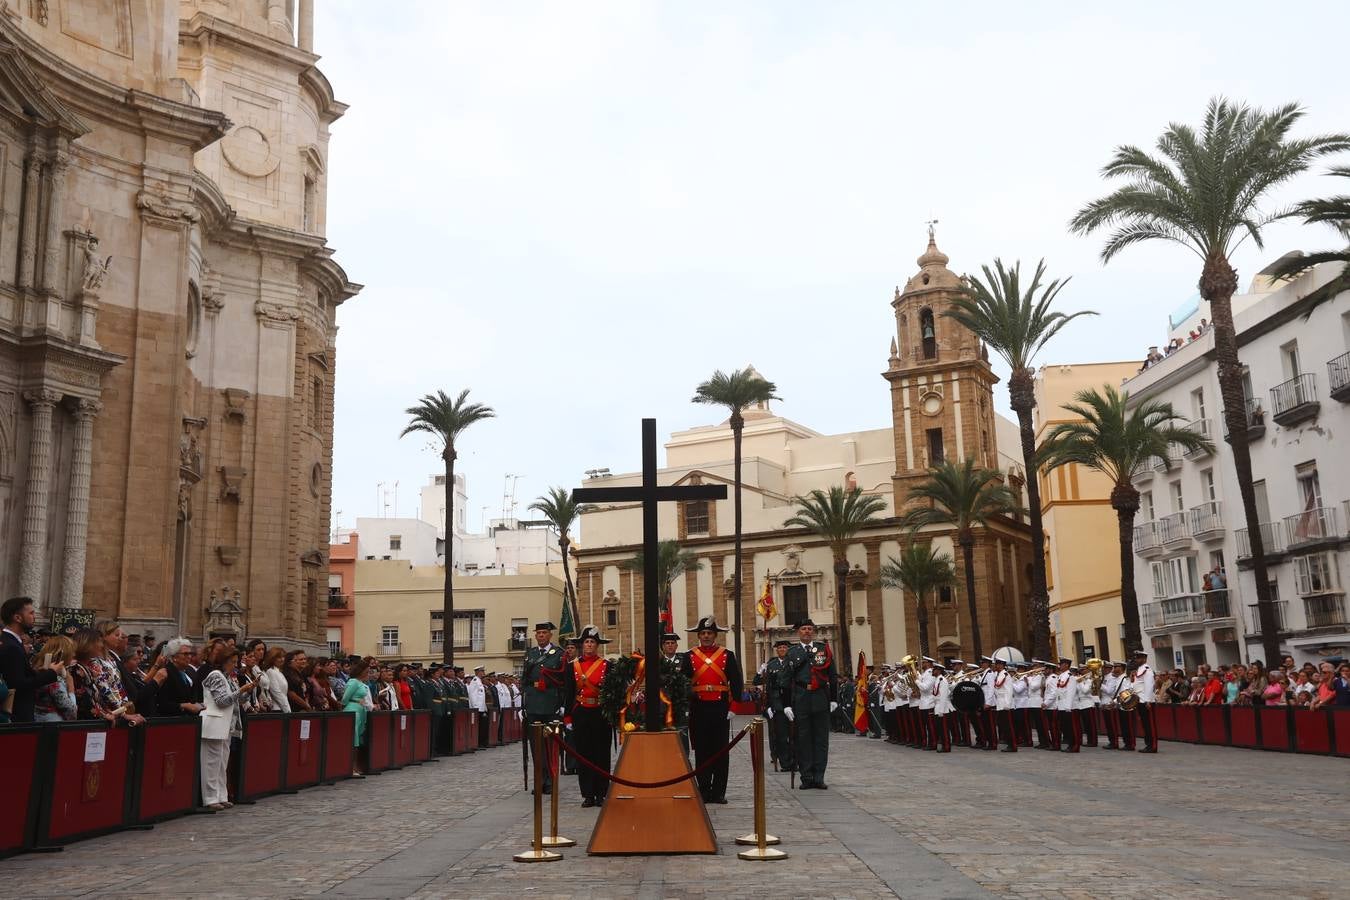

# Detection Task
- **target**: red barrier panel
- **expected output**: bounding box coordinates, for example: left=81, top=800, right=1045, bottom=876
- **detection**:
left=323, top=713, right=356, bottom=782
left=132, top=719, right=200, bottom=824
left=393, top=712, right=414, bottom=767
left=487, top=710, right=500, bottom=747
left=1196, top=706, right=1227, bottom=745
left=457, top=710, right=476, bottom=753
left=1258, top=706, right=1292, bottom=751
left=1334, top=710, right=1350, bottom=758
left=731, top=700, right=757, bottom=716
left=366, top=711, right=394, bottom=772
left=238, top=714, right=287, bottom=800
left=1174, top=706, right=1200, bottom=742
left=1154, top=704, right=1176, bottom=741
left=36, top=722, right=131, bottom=846
left=285, top=715, right=323, bottom=789
left=1293, top=708, right=1332, bottom=754
left=1229, top=706, right=1258, bottom=747
left=411, top=710, right=432, bottom=762
left=0, top=726, right=44, bottom=857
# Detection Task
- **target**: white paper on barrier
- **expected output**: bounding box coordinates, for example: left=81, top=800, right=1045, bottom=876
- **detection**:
left=84, top=732, right=107, bottom=763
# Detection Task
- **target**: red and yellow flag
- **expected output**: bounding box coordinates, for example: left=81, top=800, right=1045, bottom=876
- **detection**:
left=755, top=574, right=775, bottom=621
left=853, top=651, right=869, bottom=734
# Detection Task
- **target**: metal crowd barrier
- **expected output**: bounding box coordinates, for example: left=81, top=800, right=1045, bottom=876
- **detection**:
left=1128, top=703, right=1350, bottom=755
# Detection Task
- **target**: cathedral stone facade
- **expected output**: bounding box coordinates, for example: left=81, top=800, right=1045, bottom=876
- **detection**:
left=0, top=1, right=358, bottom=650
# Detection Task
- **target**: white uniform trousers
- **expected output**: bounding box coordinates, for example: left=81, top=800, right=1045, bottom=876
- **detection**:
left=200, top=737, right=231, bottom=806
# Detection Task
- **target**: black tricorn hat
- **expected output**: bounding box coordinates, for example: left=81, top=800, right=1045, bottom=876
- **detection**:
left=773, top=639, right=791, bottom=648
left=793, top=618, right=816, bottom=630
left=661, top=632, right=680, bottom=643
left=534, top=621, right=556, bottom=632
left=687, top=616, right=728, bottom=633
left=578, top=625, right=610, bottom=644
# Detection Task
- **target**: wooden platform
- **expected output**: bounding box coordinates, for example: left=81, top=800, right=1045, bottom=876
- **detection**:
left=586, top=731, right=718, bottom=855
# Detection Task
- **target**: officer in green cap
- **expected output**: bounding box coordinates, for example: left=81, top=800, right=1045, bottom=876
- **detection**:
left=520, top=620, right=566, bottom=793
left=759, top=638, right=794, bottom=770
left=779, top=618, right=838, bottom=789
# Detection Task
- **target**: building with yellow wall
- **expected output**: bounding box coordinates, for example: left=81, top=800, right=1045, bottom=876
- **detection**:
left=1036, top=362, right=1140, bottom=663
left=352, top=559, right=565, bottom=672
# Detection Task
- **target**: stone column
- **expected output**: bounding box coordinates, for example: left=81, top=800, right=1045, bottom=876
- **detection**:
left=18, top=389, right=62, bottom=602
left=60, top=399, right=102, bottom=608
left=297, top=0, right=314, bottom=51
left=41, top=147, right=69, bottom=295
left=17, top=147, right=42, bottom=289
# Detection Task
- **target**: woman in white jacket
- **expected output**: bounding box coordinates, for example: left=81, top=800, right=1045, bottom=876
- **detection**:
left=258, top=647, right=291, bottom=713
left=200, top=647, right=259, bottom=809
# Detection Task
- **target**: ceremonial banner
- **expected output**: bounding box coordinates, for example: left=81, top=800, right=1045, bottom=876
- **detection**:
left=755, top=575, right=775, bottom=621
left=852, top=652, right=869, bottom=734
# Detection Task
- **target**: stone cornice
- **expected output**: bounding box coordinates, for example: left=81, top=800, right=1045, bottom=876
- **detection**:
left=301, top=249, right=362, bottom=306
left=179, top=13, right=318, bottom=69
left=300, top=66, right=348, bottom=124
left=0, top=28, right=89, bottom=139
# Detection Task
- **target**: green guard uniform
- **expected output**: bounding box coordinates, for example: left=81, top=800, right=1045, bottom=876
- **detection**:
left=520, top=637, right=567, bottom=791
left=781, top=638, right=838, bottom=788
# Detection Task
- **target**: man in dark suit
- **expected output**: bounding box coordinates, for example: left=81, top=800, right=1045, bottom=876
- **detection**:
left=155, top=638, right=204, bottom=717
left=1, top=596, right=61, bottom=723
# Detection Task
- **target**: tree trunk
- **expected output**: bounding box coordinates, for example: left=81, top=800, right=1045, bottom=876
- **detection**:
left=560, top=534, right=576, bottom=637
left=731, top=410, right=745, bottom=665
left=1111, top=482, right=1143, bottom=657
left=834, top=555, right=852, bottom=673
left=915, top=591, right=931, bottom=659
left=1203, top=252, right=1279, bottom=663
left=959, top=530, right=983, bottom=659
left=1010, top=368, right=1050, bottom=659
left=443, top=451, right=456, bottom=666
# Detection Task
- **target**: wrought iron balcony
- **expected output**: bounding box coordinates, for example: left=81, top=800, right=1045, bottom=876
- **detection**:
left=1182, top=419, right=1213, bottom=458
left=1153, top=444, right=1183, bottom=472
left=1141, top=591, right=1233, bottom=631
left=1246, top=601, right=1288, bottom=635
left=1222, top=397, right=1266, bottom=443
left=1188, top=501, right=1224, bottom=542
left=1159, top=511, right=1191, bottom=550
left=508, top=635, right=529, bottom=652
left=1130, top=463, right=1153, bottom=486
left=376, top=641, right=402, bottom=656
left=327, top=593, right=351, bottom=609
left=1304, top=595, right=1348, bottom=628
left=1133, top=520, right=1163, bottom=557
left=1236, top=522, right=1286, bottom=559
left=1270, top=373, right=1319, bottom=427
left=1284, top=505, right=1339, bottom=549
left=1329, top=350, right=1350, bottom=403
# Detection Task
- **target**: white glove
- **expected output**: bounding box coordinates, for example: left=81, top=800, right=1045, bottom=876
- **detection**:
left=766, top=708, right=774, bottom=719
left=727, top=710, right=734, bottom=721
left=830, top=702, right=838, bottom=713
left=784, top=707, right=794, bottom=722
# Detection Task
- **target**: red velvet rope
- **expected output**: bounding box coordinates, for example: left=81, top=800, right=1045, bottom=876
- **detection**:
left=548, top=725, right=750, bottom=789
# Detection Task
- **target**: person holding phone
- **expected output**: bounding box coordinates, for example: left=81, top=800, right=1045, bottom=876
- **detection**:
left=200, top=646, right=259, bottom=810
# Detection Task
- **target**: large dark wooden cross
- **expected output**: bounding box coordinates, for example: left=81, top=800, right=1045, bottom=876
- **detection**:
left=572, top=419, right=727, bottom=732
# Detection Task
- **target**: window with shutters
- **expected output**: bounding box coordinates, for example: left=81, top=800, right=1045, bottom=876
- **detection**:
left=684, top=500, right=710, bottom=536
left=1294, top=554, right=1338, bottom=596
left=782, top=584, right=808, bottom=626
left=452, top=611, right=485, bottom=652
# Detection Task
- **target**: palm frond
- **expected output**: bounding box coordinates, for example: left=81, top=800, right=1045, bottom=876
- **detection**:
left=897, top=458, right=1020, bottom=535
left=784, top=486, right=888, bottom=551
left=692, top=366, right=781, bottom=413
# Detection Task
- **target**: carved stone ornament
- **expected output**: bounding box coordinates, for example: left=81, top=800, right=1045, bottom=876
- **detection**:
left=218, top=465, right=247, bottom=501
left=781, top=544, right=803, bottom=573
left=204, top=586, right=247, bottom=640
left=221, top=388, right=250, bottom=422
left=216, top=545, right=240, bottom=566
left=254, top=300, right=299, bottom=324
left=300, top=548, right=325, bottom=568
left=136, top=190, right=198, bottom=224
left=602, top=588, right=619, bottom=605
left=80, top=236, right=111, bottom=293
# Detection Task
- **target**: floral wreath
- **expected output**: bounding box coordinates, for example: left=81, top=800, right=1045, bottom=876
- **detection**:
left=599, top=652, right=691, bottom=731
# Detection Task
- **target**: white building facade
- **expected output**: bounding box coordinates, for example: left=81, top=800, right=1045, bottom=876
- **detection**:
left=1124, top=259, right=1350, bottom=670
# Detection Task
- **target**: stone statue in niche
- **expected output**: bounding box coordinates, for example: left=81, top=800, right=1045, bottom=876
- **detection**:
left=80, top=236, right=112, bottom=294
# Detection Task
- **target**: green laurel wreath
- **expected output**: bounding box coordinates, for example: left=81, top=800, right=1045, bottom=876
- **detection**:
left=599, top=654, right=691, bottom=729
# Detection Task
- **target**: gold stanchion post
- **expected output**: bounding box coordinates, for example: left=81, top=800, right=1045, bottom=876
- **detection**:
left=737, top=717, right=786, bottom=860
left=514, top=723, right=563, bottom=862
left=541, top=721, right=575, bottom=849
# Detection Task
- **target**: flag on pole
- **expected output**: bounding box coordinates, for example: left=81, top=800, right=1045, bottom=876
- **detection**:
left=755, top=574, right=775, bottom=621
left=559, top=583, right=577, bottom=639
left=659, top=585, right=674, bottom=634
left=852, top=651, right=869, bottom=734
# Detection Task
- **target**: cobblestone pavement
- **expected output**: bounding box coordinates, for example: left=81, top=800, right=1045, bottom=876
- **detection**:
left=4, top=722, right=1348, bottom=899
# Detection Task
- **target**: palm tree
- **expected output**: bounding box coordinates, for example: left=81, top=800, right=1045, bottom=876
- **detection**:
left=877, top=542, right=955, bottom=659
left=529, top=486, right=589, bottom=640
left=899, top=459, right=1020, bottom=660
left=400, top=389, right=494, bottom=665
left=692, top=367, right=780, bottom=663
left=1268, top=166, right=1350, bottom=288
left=1038, top=385, right=1212, bottom=656
left=621, top=540, right=703, bottom=632
left=1070, top=97, right=1350, bottom=663
left=945, top=259, right=1095, bottom=659
left=783, top=486, right=888, bottom=666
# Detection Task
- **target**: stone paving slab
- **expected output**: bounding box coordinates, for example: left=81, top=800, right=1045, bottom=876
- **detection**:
left=2, top=725, right=1347, bottom=899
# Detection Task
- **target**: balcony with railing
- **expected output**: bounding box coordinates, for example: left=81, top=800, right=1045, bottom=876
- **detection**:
left=1141, top=590, right=1233, bottom=631
left=1153, top=444, right=1183, bottom=472
left=1304, top=595, right=1348, bottom=629
left=1270, top=372, right=1319, bottom=427
left=1133, top=520, right=1163, bottom=557
left=1284, top=505, right=1339, bottom=550
left=1236, top=521, right=1286, bottom=559
left=1130, top=462, right=1153, bottom=486
left=1329, top=350, right=1350, bottom=403
left=508, top=634, right=529, bottom=653
left=1182, top=418, right=1213, bottom=458
left=1188, top=501, right=1224, bottom=542
left=375, top=641, right=402, bottom=656
left=1222, top=397, right=1266, bottom=443
left=1246, top=601, right=1289, bottom=635
left=327, top=593, right=351, bottom=610
left=1159, top=511, right=1191, bottom=551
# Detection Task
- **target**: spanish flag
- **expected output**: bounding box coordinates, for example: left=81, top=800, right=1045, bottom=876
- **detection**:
left=853, top=652, right=869, bottom=734
left=755, top=574, right=775, bottom=621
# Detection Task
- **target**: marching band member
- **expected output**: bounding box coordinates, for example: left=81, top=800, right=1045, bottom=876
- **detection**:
left=990, top=656, right=1023, bottom=752
left=1073, top=664, right=1098, bottom=748
left=947, top=660, right=970, bottom=747
left=916, top=657, right=937, bottom=750
left=1099, top=660, right=1125, bottom=750
left=905, top=663, right=922, bottom=748
left=1024, top=661, right=1051, bottom=748
left=931, top=663, right=953, bottom=752
left=1051, top=658, right=1080, bottom=752
left=1123, top=650, right=1158, bottom=753
left=979, top=657, right=998, bottom=751
left=881, top=666, right=902, bottom=744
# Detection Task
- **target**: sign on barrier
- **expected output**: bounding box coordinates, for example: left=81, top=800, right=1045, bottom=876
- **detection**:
left=0, top=726, right=45, bottom=857
left=322, top=712, right=357, bottom=782
left=35, top=722, right=131, bottom=847
left=237, top=713, right=287, bottom=801
left=285, top=715, right=323, bottom=789
left=393, top=712, right=414, bottom=767
left=131, top=719, right=200, bottom=825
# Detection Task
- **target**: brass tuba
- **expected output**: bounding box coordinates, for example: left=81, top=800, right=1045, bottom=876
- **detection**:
left=899, top=654, right=920, bottom=692
left=1084, top=658, right=1105, bottom=694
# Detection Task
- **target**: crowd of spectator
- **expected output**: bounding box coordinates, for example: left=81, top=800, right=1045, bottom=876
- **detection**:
left=0, top=596, right=522, bottom=809
left=1152, top=655, right=1350, bottom=710
left=1139, top=317, right=1214, bottom=372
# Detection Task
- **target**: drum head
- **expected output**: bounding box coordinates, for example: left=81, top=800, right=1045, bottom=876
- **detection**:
left=952, top=680, right=984, bottom=713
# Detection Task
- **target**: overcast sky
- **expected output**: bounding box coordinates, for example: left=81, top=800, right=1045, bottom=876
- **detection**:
left=315, top=1, right=1350, bottom=537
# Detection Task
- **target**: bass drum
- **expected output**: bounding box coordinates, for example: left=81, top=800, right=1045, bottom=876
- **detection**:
left=951, top=680, right=985, bottom=714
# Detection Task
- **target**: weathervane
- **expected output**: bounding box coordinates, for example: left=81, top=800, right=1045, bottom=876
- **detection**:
left=926, top=217, right=939, bottom=240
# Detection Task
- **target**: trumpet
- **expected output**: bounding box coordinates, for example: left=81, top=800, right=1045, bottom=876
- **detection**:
left=953, top=665, right=988, bottom=683
left=1011, top=666, right=1047, bottom=680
